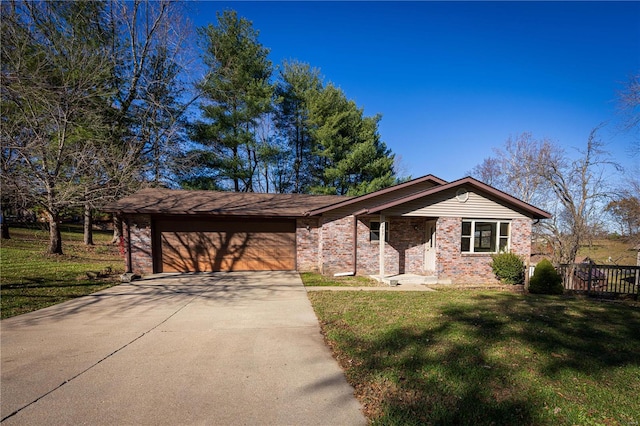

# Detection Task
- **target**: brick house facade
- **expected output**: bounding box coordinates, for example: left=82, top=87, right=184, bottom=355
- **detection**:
left=112, top=175, right=550, bottom=284
left=123, top=214, right=153, bottom=275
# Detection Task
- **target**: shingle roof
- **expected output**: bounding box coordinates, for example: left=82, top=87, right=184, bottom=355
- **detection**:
left=106, top=188, right=351, bottom=217
left=107, top=175, right=552, bottom=220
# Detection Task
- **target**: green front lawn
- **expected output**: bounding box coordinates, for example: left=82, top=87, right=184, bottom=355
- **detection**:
left=1, top=225, right=124, bottom=319
left=301, top=272, right=383, bottom=287
left=307, top=288, right=640, bottom=425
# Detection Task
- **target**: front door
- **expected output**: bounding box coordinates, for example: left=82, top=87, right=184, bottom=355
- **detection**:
left=424, top=220, right=437, bottom=273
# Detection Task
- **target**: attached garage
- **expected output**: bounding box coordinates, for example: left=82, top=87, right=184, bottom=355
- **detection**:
left=108, top=188, right=348, bottom=276
left=155, top=217, right=296, bottom=272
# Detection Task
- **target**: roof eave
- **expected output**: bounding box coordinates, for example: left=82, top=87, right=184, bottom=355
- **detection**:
left=112, top=209, right=308, bottom=218
left=306, top=174, right=448, bottom=216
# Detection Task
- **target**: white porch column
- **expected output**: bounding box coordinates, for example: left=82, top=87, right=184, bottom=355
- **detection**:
left=379, top=214, right=385, bottom=278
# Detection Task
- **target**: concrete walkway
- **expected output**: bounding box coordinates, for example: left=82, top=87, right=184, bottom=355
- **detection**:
left=1, top=272, right=366, bottom=425
left=306, top=284, right=435, bottom=292
left=307, top=274, right=438, bottom=292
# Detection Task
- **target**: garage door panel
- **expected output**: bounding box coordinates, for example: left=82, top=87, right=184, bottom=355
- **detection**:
left=157, top=219, right=296, bottom=272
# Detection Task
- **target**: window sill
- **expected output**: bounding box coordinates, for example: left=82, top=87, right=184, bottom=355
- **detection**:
left=461, top=252, right=494, bottom=257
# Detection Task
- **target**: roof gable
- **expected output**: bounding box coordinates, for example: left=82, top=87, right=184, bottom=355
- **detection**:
left=357, top=177, right=551, bottom=219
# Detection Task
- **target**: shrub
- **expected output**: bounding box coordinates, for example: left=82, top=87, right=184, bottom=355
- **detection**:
left=528, top=259, right=564, bottom=295
left=490, top=252, right=525, bottom=285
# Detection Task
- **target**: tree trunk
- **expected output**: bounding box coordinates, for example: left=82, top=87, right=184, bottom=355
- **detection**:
left=84, top=202, right=94, bottom=245
left=1, top=217, right=9, bottom=240
left=1, top=209, right=9, bottom=239
left=48, top=212, right=63, bottom=255
left=111, top=214, right=122, bottom=244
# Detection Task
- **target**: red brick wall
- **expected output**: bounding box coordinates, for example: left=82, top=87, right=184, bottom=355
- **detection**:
left=296, top=218, right=320, bottom=272
left=310, top=215, right=427, bottom=276
left=356, top=216, right=426, bottom=276
left=355, top=217, right=381, bottom=274
left=437, top=217, right=532, bottom=284
left=511, top=218, right=532, bottom=261
left=393, top=217, right=428, bottom=274
left=124, top=214, right=153, bottom=275
left=318, top=215, right=356, bottom=275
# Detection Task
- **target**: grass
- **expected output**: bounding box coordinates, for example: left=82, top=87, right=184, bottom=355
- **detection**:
left=300, top=271, right=384, bottom=287
left=305, top=282, right=640, bottom=425
left=1, top=225, right=124, bottom=319
left=577, top=238, right=637, bottom=265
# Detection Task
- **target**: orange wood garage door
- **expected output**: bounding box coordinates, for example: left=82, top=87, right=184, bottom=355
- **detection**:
left=156, top=218, right=296, bottom=272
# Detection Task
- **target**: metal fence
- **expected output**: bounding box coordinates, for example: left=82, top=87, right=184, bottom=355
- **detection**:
left=557, top=263, right=640, bottom=298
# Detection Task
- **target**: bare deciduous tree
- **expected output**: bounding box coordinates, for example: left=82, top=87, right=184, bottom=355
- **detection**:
left=469, top=157, right=504, bottom=188
left=536, top=128, right=620, bottom=264
left=469, top=132, right=552, bottom=205
left=1, top=0, right=195, bottom=250
left=1, top=0, right=114, bottom=254
left=616, top=72, right=640, bottom=156
left=471, top=128, right=620, bottom=265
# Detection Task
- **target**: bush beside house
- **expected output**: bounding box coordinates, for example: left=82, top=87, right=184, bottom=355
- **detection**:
left=529, top=259, right=564, bottom=294
left=490, top=252, right=525, bottom=285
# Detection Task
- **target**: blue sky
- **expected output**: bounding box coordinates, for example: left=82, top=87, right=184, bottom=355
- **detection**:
left=188, top=1, right=639, bottom=182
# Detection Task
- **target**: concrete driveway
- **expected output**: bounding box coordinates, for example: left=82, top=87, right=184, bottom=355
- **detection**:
left=1, top=271, right=366, bottom=425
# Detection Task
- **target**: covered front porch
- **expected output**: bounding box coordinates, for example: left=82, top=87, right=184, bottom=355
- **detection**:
left=368, top=213, right=440, bottom=281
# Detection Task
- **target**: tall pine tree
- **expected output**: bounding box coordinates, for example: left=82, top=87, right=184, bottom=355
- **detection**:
left=187, top=10, right=274, bottom=192
left=274, top=60, right=322, bottom=193
left=307, top=84, right=396, bottom=195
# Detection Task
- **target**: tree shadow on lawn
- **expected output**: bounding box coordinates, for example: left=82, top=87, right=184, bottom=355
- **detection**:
left=323, top=292, right=640, bottom=425
left=445, top=294, right=640, bottom=377
left=1, top=279, right=114, bottom=290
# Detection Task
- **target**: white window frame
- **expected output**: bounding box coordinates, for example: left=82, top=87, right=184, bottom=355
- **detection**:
left=461, top=219, right=511, bottom=253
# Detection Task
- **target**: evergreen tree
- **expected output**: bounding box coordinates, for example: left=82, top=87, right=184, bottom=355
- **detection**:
left=308, top=84, right=396, bottom=195
left=274, top=60, right=322, bottom=193
left=188, top=10, right=274, bottom=192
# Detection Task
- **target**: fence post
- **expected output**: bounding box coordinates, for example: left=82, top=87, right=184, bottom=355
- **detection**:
left=587, top=262, right=593, bottom=292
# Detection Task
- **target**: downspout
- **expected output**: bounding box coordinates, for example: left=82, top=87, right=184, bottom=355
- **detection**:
left=125, top=215, right=132, bottom=274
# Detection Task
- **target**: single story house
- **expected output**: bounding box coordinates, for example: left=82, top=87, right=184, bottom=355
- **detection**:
left=107, top=174, right=551, bottom=284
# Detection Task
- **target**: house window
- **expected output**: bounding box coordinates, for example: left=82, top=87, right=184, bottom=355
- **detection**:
left=461, top=220, right=510, bottom=253
left=370, top=220, right=389, bottom=242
